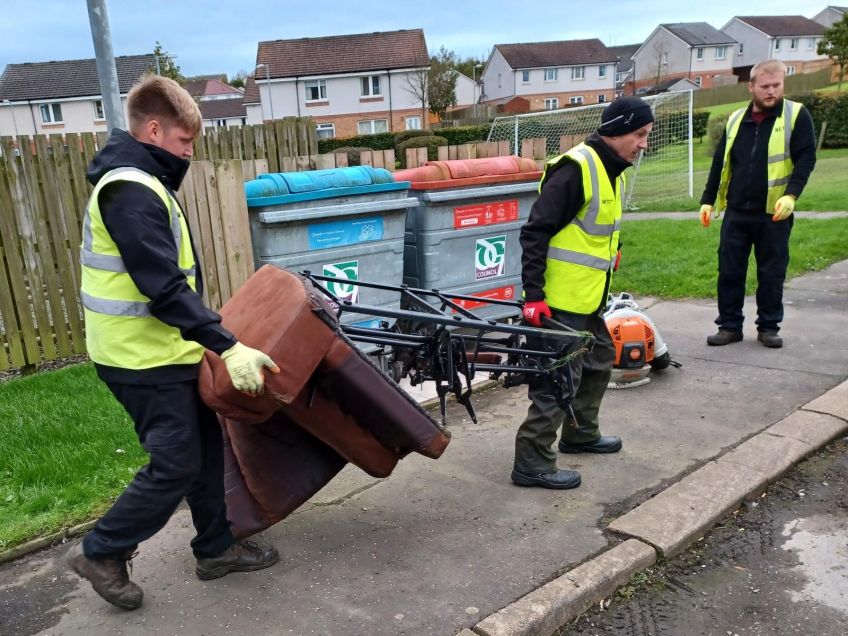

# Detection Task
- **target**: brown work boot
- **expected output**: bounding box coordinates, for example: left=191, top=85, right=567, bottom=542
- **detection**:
left=757, top=330, right=783, bottom=348
left=65, top=542, right=143, bottom=610
left=195, top=538, right=280, bottom=581
left=706, top=329, right=743, bottom=346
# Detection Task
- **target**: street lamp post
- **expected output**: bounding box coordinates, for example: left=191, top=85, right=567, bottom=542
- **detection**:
left=472, top=63, right=483, bottom=119
left=256, top=63, right=275, bottom=121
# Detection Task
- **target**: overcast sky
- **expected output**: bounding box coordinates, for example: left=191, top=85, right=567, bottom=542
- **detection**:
left=1, top=0, right=818, bottom=78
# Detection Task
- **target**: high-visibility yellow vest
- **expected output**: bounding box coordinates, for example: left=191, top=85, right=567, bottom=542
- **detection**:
left=540, top=144, right=624, bottom=314
left=717, top=99, right=801, bottom=213
left=80, top=167, right=204, bottom=369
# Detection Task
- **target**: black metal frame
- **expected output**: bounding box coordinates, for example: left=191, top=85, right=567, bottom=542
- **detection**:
left=302, top=272, right=594, bottom=425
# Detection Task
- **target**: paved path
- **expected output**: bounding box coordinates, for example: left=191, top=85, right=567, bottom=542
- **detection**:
left=2, top=261, right=847, bottom=636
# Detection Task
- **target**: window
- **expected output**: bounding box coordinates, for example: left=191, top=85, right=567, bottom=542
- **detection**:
left=598, top=94, right=607, bottom=103
left=305, top=80, right=327, bottom=101
left=544, top=68, right=558, bottom=81
left=694, top=75, right=702, bottom=87
left=216, top=119, right=226, bottom=127
left=93, top=99, right=105, bottom=120
left=786, top=65, right=796, bottom=76
left=598, top=65, right=607, bottom=78
left=498, top=73, right=502, bottom=88
left=696, top=48, right=704, bottom=60
left=569, top=96, right=584, bottom=105
left=789, top=38, right=798, bottom=51
left=662, top=52, right=668, bottom=64
left=360, top=75, right=382, bottom=97
left=521, top=70, right=530, bottom=82
left=316, top=123, right=335, bottom=139
left=357, top=119, right=388, bottom=135
left=615, top=72, right=624, bottom=83
left=807, top=37, right=816, bottom=50
left=544, top=97, right=559, bottom=110
left=40, top=102, right=63, bottom=124
left=405, top=116, right=421, bottom=130
left=774, top=38, right=781, bottom=51
left=571, top=66, right=585, bottom=80
left=739, top=43, right=744, bottom=54
left=615, top=90, right=624, bottom=98
left=715, top=46, right=727, bottom=60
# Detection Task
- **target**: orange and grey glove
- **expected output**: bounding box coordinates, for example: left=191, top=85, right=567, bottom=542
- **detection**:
left=699, top=204, right=720, bottom=227
left=773, top=195, right=795, bottom=222
left=221, top=342, right=280, bottom=396
left=522, top=300, right=552, bottom=327
left=613, top=248, right=622, bottom=272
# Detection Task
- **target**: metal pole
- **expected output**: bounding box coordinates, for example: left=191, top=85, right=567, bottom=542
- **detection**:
left=687, top=89, right=694, bottom=197
left=85, top=0, right=125, bottom=132
left=155, top=55, right=161, bottom=75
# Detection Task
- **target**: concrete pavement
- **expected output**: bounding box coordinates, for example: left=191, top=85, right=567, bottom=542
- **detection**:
left=2, top=260, right=847, bottom=636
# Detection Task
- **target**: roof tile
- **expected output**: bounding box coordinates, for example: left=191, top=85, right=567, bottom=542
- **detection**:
left=495, top=39, right=618, bottom=69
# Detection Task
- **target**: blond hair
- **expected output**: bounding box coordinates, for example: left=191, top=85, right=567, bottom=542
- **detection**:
left=127, top=74, right=201, bottom=136
left=750, top=60, right=787, bottom=83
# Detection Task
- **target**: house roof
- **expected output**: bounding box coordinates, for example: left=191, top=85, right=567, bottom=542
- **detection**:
left=607, top=44, right=641, bottom=73
left=734, top=15, right=826, bottom=37
left=184, top=78, right=243, bottom=100
left=0, top=54, right=155, bottom=101
left=495, top=38, right=618, bottom=69
left=255, top=29, right=429, bottom=79
left=242, top=76, right=260, bottom=105
left=661, top=22, right=737, bottom=46
left=648, top=77, right=701, bottom=93
left=199, top=97, right=245, bottom=121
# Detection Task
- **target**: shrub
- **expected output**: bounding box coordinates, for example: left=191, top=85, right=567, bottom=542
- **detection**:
left=433, top=125, right=492, bottom=145
left=706, top=112, right=730, bottom=157
left=790, top=92, right=848, bottom=148
left=394, top=129, right=434, bottom=148
left=692, top=110, right=710, bottom=142
left=317, top=132, right=396, bottom=154
left=397, top=135, right=448, bottom=168
left=330, top=146, right=372, bottom=166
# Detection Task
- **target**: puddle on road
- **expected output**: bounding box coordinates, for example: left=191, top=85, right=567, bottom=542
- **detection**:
left=781, top=513, right=848, bottom=612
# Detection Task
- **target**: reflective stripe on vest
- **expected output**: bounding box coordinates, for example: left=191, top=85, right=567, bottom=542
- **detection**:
left=539, top=144, right=623, bottom=314
left=716, top=99, right=800, bottom=212
left=80, top=167, right=204, bottom=369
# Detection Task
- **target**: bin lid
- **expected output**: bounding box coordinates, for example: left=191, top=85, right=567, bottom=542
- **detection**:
left=394, top=156, right=542, bottom=190
left=245, top=165, right=409, bottom=207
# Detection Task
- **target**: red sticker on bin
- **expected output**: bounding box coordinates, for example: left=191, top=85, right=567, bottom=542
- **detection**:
left=453, top=200, right=519, bottom=229
left=451, top=285, right=515, bottom=311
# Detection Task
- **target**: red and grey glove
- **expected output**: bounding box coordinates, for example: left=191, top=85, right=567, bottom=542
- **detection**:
left=522, top=300, right=552, bottom=327
left=613, top=249, right=622, bottom=272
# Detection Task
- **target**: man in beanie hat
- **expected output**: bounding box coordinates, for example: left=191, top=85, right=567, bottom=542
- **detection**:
left=512, top=96, right=653, bottom=490
left=699, top=59, right=816, bottom=349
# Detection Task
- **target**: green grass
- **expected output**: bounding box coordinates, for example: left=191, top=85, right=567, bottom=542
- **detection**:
left=612, top=217, right=848, bottom=298
left=0, top=364, right=146, bottom=550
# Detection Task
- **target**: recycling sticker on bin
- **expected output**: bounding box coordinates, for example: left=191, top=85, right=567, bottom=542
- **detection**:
left=323, top=260, right=360, bottom=303
left=308, top=217, right=383, bottom=250
left=475, top=235, right=506, bottom=280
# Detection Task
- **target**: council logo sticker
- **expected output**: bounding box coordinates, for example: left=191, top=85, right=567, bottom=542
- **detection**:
left=475, top=235, right=506, bottom=280
left=323, top=260, right=359, bottom=303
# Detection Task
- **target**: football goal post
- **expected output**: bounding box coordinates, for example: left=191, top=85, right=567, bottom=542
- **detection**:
left=486, top=91, right=694, bottom=209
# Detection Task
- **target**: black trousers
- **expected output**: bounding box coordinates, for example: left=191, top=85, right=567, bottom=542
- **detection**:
left=514, top=308, right=615, bottom=474
left=83, top=380, right=235, bottom=560
left=716, top=209, right=793, bottom=333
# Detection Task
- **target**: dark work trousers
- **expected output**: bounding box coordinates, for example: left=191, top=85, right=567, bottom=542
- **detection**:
left=83, top=380, right=235, bottom=560
left=716, top=209, right=793, bottom=333
left=514, top=307, right=615, bottom=474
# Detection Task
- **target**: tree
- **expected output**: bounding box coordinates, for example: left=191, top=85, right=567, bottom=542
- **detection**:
left=455, top=56, right=485, bottom=79
left=427, top=47, right=459, bottom=122
left=151, top=41, right=183, bottom=83
left=230, top=70, right=249, bottom=90
left=818, top=15, right=848, bottom=91
left=404, top=67, right=429, bottom=126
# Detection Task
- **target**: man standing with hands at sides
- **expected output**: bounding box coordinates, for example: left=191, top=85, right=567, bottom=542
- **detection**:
left=66, top=75, right=281, bottom=610
left=512, top=97, right=653, bottom=490
left=699, top=59, right=816, bottom=349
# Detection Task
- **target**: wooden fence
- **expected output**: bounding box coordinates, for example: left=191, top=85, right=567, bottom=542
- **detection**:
left=693, top=67, right=832, bottom=109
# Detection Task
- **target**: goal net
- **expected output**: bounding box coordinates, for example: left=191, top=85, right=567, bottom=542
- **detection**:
left=486, top=91, right=693, bottom=209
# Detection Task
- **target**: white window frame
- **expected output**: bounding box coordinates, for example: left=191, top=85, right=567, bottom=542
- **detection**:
left=774, top=38, right=781, bottom=51
left=316, top=123, right=335, bottom=139
left=216, top=119, right=226, bottom=128
left=786, top=65, right=796, bottom=76
left=305, top=80, right=327, bottom=102
left=360, top=75, right=382, bottom=97
left=598, top=65, right=607, bottom=78
left=739, top=43, right=744, bottom=54
left=694, top=75, right=702, bottom=87
left=544, top=68, right=558, bottom=81
left=807, top=37, right=816, bottom=50
left=598, top=94, right=607, bottom=103
left=544, top=97, right=559, bottom=110
left=569, top=96, right=584, bottom=105
left=40, top=102, right=63, bottom=124
left=521, top=70, right=530, bottom=83
left=571, top=66, right=585, bottom=80
left=715, top=46, right=727, bottom=60
left=93, top=99, right=105, bottom=120
left=696, top=47, right=704, bottom=60
left=404, top=116, right=421, bottom=130
left=357, top=119, right=388, bottom=135
left=789, top=38, right=798, bottom=51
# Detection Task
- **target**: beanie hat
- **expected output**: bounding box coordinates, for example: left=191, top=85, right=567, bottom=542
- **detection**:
left=597, top=97, right=654, bottom=137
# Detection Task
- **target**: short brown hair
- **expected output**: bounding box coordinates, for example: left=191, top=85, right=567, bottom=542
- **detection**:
left=127, top=74, right=201, bottom=136
left=750, top=60, right=787, bottom=83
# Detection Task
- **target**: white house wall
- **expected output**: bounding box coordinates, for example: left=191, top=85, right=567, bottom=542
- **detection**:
left=723, top=20, right=771, bottom=68
left=454, top=74, right=477, bottom=107
left=482, top=49, right=514, bottom=101
left=514, top=63, right=614, bottom=95
left=633, top=29, right=694, bottom=81
left=0, top=97, right=128, bottom=136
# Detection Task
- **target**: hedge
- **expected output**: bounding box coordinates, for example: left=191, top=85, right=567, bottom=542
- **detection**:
left=432, top=125, right=492, bottom=145
left=706, top=112, right=731, bottom=157
left=317, top=132, right=395, bottom=154
left=789, top=92, right=848, bottom=148
left=397, top=135, right=448, bottom=168
left=394, top=129, right=434, bottom=148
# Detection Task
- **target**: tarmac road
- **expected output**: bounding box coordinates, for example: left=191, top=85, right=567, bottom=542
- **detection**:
left=0, top=259, right=846, bottom=636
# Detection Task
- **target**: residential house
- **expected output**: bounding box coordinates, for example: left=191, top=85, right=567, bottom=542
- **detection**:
left=722, top=16, right=829, bottom=77
left=481, top=38, right=617, bottom=111
left=631, top=23, right=737, bottom=91
left=184, top=76, right=244, bottom=101
left=184, top=76, right=247, bottom=129
left=812, top=6, right=846, bottom=27
left=242, top=76, right=263, bottom=125
left=453, top=72, right=477, bottom=109
left=643, top=77, right=701, bottom=95
left=608, top=43, right=640, bottom=96
left=0, top=54, right=154, bottom=137
left=248, top=29, right=430, bottom=139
